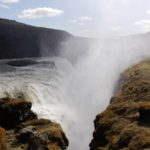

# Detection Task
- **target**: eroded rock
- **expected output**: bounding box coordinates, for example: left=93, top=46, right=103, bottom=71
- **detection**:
left=90, top=58, right=150, bottom=150
left=15, top=118, right=52, bottom=133
left=0, top=98, right=37, bottom=129
left=16, top=126, right=36, bottom=143
left=15, top=119, right=69, bottom=150
left=27, top=131, right=48, bottom=150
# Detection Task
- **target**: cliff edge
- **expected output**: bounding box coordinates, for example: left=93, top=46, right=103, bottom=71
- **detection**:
left=0, top=97, right=68, bottom=150
left=90, top=58, right=150, bottom=150
left=0, top=18, right=72, bottom=59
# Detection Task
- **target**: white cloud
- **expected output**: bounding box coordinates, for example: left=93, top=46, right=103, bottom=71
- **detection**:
left=135, top=20, right=150, bottom=32
left=0, top=0, right=19, bottom=3
left=135, top=20, right=150, bottom=28
left=79, top=23, right=85, bottom=25
left=68, top=16, right=91, bottom=25
left=68, top=20, right=77, bottom=23
left=84, top=30, right=95, bottom=32
left=79, top=16, right=92, bottom=20
left=18, top=7, right=64, bottom=19
left=109, top=27, right=123, bottom=31
left=0, top=3, right=9, bottom=8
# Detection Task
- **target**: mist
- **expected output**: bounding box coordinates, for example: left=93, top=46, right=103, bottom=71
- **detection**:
left=58, top=32, right=150, bottom=149
left=0, top=32, right=149, bottom=150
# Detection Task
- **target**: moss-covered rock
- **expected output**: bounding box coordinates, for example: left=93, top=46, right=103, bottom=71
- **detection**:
left=90, top=58, right=150, bottom=150
left=0, top=96, right=69, bottom=150
left=0, top=97, right=37, bottom=129
left=0, top=127, right=6, bottom=150
left=14, top=119, right=69, bottom=150
left=15, top=119, right=51, bottom=133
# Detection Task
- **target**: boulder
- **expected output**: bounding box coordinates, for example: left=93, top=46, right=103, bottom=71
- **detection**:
left=15, top=119, right=52, bottom=133
left=27, top=131, right=48, bottom=150
left=0, top=97, right=37, bottom=129
left=41, top=123, right=69, bottom=150
left=15, top=119, right=69, bottom=150
left=16, top=126, right=36, bottom=143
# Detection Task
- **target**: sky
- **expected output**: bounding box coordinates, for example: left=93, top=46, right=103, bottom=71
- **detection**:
left=1, top=0, right=150, bottom=37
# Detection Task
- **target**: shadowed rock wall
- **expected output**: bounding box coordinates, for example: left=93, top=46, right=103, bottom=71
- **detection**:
left=0, top=18, right=72, bottom=59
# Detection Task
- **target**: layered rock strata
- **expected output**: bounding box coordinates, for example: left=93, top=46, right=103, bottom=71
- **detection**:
left=90, top=58, right=150, bottom=150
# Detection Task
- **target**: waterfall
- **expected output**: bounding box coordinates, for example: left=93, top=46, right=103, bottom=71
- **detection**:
left=0, top=42, right=150, bottom=150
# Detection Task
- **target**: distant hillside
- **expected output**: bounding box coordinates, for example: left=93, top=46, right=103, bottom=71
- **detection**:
left=0, top=18, right=72, bottom=59
left=1, top=18, right=150, bottom=63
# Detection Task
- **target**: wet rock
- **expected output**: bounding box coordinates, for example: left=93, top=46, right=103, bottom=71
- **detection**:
left=7, top=60, right=38, bottom=67
left=16, top=126, right=36, bottom=143
left=27, top=131, right=48, bottom=150
left=7, top=60, right=55, bottom=68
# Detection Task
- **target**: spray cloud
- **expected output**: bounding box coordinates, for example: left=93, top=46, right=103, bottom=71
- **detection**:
left=58, top=33, right=150, bottom=149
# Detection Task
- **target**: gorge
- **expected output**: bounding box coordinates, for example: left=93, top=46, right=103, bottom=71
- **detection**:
left=1, top=18, right=150, bottom=150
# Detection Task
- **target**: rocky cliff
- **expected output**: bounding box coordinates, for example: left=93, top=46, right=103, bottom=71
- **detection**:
left=90, top=58, right=150, bottom=150
left=0, top=18, right=95, bottom=63
left=0, top=97, right=68, bottom=150
left=0, top=18, right=72, bottom=59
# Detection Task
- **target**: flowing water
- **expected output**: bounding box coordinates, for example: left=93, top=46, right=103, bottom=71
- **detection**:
left=0, top=57, right=94, bottom=150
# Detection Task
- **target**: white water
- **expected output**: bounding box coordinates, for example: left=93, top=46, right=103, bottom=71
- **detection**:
left=0, top=40, right=150, bottom=149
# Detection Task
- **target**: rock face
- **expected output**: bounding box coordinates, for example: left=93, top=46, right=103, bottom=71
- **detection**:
left=0, top=97, right=37, bottom=129
left=90, top=58, right=150, bottom=150
left=0, top=127, right=6, bottom=150
left=15, top=119, right=69, bottom=150
left=27, top=120, right=68, bottom=150
left=0, top=18, right=72, bottom=59
left=0, top=98, right=69, bottom=150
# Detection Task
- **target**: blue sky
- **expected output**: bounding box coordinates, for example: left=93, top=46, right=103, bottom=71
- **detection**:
left=1, top=0, right=150, bottom=37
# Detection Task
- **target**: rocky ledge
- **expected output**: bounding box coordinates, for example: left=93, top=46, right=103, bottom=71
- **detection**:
left=90, top=58, right=150, bottom=150
left=0, top=97, right=68, bottom=150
